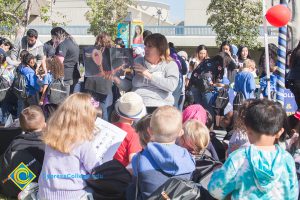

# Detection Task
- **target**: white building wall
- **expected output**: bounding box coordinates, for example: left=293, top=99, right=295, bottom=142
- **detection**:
left=184, top=0, right=280, bottom=26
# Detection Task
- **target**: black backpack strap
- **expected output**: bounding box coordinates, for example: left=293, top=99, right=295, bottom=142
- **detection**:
left=135, top=153, right=141, bottom=200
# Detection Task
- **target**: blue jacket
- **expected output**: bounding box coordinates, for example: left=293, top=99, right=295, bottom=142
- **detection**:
left=129, top=142, right=195, bottom=199
left=19, top=65, right=40, bottom=96
left=208, top=145, right=298, bottom=200
left=260, top=73, right=277, bottom=97
left=234, top=71, right=256, bottom=99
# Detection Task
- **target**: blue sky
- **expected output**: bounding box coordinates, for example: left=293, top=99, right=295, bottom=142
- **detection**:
left=157, top=0, right=185, bottom=22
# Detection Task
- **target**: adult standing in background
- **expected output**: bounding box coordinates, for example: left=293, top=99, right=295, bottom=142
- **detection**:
left=11, top=29, right=46, bottom=73
left=84, top=32, right=113, bottom=121
left=287, top=41, right=300, bottom=111
left=51, top=27, right=80, bottom=94
left=43, top=39, right=55, bottom=58
left=219, top=41, right=238, bottom=83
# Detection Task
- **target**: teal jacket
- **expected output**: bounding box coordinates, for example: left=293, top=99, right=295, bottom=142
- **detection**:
left=208, top=144, right=298, bottom=200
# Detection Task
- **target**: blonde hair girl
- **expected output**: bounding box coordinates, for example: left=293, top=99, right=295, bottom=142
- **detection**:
left=178, top=120, right=210, bottom=155
left=42, top=93, right=97, bottom=153
left=38, top=93, right=99, bottom=200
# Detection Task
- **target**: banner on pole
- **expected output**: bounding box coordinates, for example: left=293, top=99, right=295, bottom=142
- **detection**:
left=117, top=23, right=130, bottom=48
left=131, top=21, right=144, bottom=48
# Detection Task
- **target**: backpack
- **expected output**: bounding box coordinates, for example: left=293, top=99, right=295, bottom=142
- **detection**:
left=0, top=75, right=10, bottom=102
left=233, top=91, right=245, bottom=111
left=86, top=159, right=132, bottom=200
left=0, top=133, right=44, bottom=197
left=12, top=66, right=28, bottom=99
left=190, top=59, right=217, bottom=93
left=191, top=152, right=223, bottom=190
left=213, top=88, right=229, bottom=109
left=47, top=78, right=70, bottom=105
left=147, top=177, right=216, bottom=200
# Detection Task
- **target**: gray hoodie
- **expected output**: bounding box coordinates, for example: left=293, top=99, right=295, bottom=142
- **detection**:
left=11, top=36, right=44, bottom=66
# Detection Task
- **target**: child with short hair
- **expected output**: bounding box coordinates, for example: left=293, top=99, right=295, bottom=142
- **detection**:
left=234, top=59, right=256, bottom=99
left=38, top=93, right=99, bottom=200
left=0, top=106, right=45, bottom=197
left=135, top=114, right=152, bottom=148
left=128, top=106, right=195, bottom=199
left=208, top=99, right=298, bottom=199
left=178, top=120, right=210, bottom=156
left=113, top=92, right=145, bottom=167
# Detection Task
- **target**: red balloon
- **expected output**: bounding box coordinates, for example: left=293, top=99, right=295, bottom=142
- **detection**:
left=266, top=5, right=292, bottom=27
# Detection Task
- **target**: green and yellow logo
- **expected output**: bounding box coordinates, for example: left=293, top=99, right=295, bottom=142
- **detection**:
left=9, top=162, right=36, bottom=190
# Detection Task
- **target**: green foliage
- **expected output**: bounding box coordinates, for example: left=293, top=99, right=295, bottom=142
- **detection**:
left=40, top=5, right=68, bottom=27
left=207, top=0, right=263, bottom=49
left=86, top=0, right=134, bottom=37
left=0, top=0, right=25, bottom=36
left=0, top=0, right=66, bottom=38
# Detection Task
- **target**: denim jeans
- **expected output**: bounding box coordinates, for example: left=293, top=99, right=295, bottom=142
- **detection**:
left=191, top=86, right=214, bottom=117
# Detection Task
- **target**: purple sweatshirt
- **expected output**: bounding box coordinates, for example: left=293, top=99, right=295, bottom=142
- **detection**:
left=38, top=141, right=99, bottom=200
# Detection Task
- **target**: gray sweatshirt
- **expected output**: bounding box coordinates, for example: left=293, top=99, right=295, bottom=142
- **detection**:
left=119, top=57, right=179, bottom=107
left=11, top=36, right=44, bottom=66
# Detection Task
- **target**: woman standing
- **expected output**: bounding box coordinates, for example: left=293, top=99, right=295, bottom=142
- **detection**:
left=114, top=33, right=179, bottom=114
left=287, top=41, right=300, bottom=111
left=51, top=27, right=80, bottom=94
left=189, top=45, right=209, bottom=105
left=84, top=33, right=113, bottom=121
left=219, top=41, right=238, bottom=84
left=194, top=45, right=209, bottom=67
left=237, top=46, right=251, bottom=66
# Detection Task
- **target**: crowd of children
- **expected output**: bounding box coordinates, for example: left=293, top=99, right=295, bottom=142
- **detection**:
left=0, top=33, right=300, bottom=200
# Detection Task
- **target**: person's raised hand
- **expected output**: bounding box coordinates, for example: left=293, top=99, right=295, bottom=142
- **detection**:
left=134, top=63, right=152, bottom=79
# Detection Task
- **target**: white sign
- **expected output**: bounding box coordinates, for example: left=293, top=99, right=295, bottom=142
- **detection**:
left=92, top=118, right=127, bottom=164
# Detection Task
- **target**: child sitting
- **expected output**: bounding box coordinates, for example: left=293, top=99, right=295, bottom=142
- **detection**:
left=128, top=106, right=195, bottom=199
left=113, top=92, right=145, bottom=167
left=0, top=106, right=45, bottom=197
left=234, top=59, right=256, bottom=99
left=177, top=120, right=222, bottom=188
left=177, top=120, right=210, bottom=157
left=226, top=100, right=256, bottom=156
left=135, top=114, right=152, bottom=148
left=208, top=99, right=298, bottom=199
left=182, top=104, right=221, bottom=161
left=38, top=93, right=99, bottom=200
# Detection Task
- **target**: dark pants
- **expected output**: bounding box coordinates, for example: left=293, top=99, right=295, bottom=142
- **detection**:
left=289, top=80, right=300, bottom=110
left=64, top=79, right=80, bottom=94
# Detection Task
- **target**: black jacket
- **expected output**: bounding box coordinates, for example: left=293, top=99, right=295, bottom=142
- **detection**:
left=0, top=132, right=45, bottom=197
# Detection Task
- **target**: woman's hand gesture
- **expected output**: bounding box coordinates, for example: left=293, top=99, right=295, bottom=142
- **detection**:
left=134, top=63, right=152, bottom=80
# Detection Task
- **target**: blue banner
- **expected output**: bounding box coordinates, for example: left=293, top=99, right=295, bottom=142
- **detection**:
left=117, top=23, right=129, bottom=48
left=228, top=88, right=297, bottom=115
